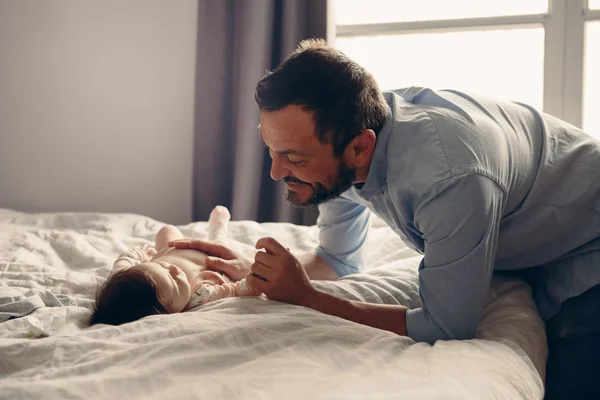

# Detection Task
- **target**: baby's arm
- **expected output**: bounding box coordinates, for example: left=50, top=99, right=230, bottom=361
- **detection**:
left=155, top=225, right=184, bottom=251
left=209, top=279, right=251, bottom=301
left=187, top=278, right=252, bottom=309
left=112, top=247, right=152, bottom=273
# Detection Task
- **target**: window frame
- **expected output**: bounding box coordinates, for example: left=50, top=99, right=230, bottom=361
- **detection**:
left=331, top=0, right=600, bottom=129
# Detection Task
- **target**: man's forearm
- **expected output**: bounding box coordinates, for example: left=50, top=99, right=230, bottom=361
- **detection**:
left=300, top=288, right=409, bottom=337
left=297, top=253, right=340, bottom=280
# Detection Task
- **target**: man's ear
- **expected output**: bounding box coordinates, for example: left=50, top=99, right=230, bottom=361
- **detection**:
left=345, top=129, right=376, bottom=167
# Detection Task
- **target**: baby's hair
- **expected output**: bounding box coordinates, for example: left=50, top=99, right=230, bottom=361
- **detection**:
left=90, top=268, right=168, bottom=325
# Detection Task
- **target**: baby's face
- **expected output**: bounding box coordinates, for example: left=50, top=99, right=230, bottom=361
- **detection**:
left=136, top=261, right=191, bottom=313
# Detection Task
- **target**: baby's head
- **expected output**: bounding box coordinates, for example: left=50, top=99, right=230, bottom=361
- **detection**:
left=91, top=261, right=191, bottom=325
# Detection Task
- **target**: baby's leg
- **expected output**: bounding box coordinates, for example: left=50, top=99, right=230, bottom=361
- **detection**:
left=207, top=206, right=231, bottom=243
left=155, top=225, right=184, bottom=251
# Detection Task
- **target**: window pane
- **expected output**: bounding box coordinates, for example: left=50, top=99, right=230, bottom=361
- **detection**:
left=336, top=0, right=548, bottom=25
left=336, top=28, right=545, bottom=111
left=590, top=0, right=600, bottom=10
left=584, top=21, right=600, bottom=138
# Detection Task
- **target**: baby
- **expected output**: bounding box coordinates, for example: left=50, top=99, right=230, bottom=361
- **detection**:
left=91, top=206, right=252, bottom=325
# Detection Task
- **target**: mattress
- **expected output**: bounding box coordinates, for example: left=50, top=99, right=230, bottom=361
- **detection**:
left=0, top=208, right=546, bottom=399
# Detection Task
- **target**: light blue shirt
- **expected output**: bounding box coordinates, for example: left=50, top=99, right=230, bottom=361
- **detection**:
left=315, top=88, right=600, bottom=344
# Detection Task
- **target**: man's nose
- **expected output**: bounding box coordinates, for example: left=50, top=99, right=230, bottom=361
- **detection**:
left=270, top=156, right=289, bottom=181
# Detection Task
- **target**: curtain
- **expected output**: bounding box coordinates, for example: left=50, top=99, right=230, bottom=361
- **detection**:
left=192, top=0, right=330, bottom=225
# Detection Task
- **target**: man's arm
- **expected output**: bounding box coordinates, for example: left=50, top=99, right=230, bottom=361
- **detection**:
left=248, top=237, right=408, bottom=336
left=167, top=238, right=335, bottom=281
left=295, top=194, right=371, bottom=280
left=301, top=288, right=408, bottom=336
left=313, top=195, right=372, bottom=277
left=169, top=196, right=369, bottom=282
left=296, top=253, right=339, bottom=280
left=404, top=173, right=505, bottom=343
left=248, top=174, right=505, bottom=344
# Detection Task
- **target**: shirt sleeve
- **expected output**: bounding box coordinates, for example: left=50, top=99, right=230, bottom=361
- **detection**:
left=315, top=195, right=372, bottom=277
left=404, top=173, right=505, bottom=343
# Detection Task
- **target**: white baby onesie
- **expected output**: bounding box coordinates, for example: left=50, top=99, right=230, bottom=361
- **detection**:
left=186, top=278, right=250, bottom=309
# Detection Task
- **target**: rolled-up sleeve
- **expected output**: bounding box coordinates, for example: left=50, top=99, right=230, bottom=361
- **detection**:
left=315, top=195, right=372, bottom=277
left=404, top=173, right=506, bottom=343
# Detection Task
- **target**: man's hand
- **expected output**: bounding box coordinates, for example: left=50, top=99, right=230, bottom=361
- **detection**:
left=246, top=237, right=408, bottom=337
left=247, top=237, right=316, bottom=306
left=168, top=239, right=251, bottom=281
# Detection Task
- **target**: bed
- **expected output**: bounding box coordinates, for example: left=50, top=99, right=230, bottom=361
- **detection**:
left=0, top=208, right=546, bottom=399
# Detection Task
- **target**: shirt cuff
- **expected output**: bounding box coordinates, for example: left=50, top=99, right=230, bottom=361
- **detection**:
left=405, top=307, right=449, bottom=344
left=315, top=246, right=359, bottom=277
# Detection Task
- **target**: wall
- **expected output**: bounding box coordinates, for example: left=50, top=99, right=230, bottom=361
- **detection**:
left=0, top=0, right=197, bottom=224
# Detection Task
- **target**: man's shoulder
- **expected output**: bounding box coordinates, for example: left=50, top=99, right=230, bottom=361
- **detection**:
left=384, top=113, right=454, bottom=197
left=384, top=90, right=504, bottom=196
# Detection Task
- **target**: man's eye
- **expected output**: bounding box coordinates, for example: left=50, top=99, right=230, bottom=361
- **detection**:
left=288, top=159, right=304, bottom=166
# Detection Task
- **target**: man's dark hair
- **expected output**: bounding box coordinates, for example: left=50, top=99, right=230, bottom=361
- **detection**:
left=90, top=268, right=168, bottom=326
left=255, top=38, right=388, bottom=156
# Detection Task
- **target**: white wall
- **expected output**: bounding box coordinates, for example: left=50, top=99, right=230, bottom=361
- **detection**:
left=0, top=0, right=197, bottom=224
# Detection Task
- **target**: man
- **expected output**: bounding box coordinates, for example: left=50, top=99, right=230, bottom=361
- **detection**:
left=171, top=39, right=600, bottom=399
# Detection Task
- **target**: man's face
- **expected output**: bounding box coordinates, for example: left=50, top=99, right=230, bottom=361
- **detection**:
left=259, top=105, right=356, bottom=207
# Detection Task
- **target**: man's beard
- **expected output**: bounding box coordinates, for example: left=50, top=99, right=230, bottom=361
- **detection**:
left=284, top=161, right=356, bottom=207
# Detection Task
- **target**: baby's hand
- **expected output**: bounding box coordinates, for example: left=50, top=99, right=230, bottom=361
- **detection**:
left=143, top=246, right=157, bottom=258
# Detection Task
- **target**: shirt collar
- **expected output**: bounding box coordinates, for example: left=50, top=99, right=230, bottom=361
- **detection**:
left=353, top=93, right=396, bottom=201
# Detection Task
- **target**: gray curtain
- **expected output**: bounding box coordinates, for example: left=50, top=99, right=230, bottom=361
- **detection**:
left=192, top=0, right=330, bottom=225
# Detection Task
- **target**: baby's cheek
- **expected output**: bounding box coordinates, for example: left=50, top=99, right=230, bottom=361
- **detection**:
left=172, top=296, right=188, bottom=313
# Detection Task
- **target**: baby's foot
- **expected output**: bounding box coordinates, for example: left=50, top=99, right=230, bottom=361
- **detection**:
left=209, top=206, right=231, bottom=224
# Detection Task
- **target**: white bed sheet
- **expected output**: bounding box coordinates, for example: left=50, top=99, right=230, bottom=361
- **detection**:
left=0, top=209, right=546, bottom=399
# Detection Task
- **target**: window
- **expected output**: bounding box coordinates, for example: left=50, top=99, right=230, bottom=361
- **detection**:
left=584, top=21, right=600, bottom=135
left=335, top=0, right=600, bottom=138
left=337, top=28, right=545, bottom=111
left=336, top=0, right=548, bottom=25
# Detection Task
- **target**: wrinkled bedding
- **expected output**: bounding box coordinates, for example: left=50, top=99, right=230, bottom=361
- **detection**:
left=0, top=209, right=546, bottom=399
